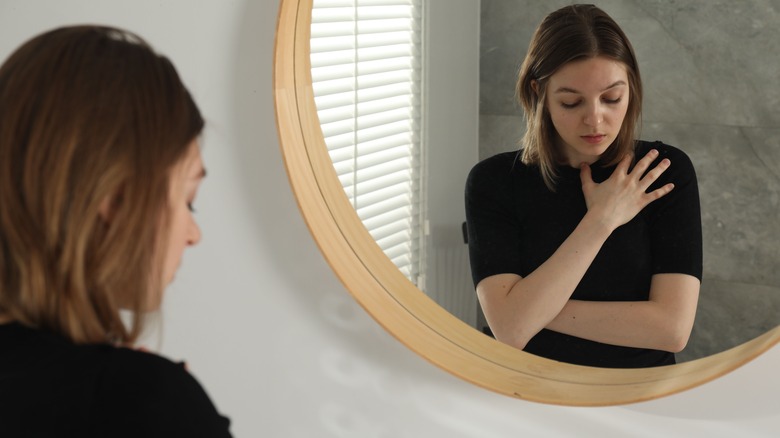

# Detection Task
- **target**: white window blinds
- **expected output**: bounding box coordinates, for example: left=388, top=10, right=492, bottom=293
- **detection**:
left=310, top=0, right=424, bottom=282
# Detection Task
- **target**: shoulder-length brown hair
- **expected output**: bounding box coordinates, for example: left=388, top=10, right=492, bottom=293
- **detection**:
left=0, top=26, right=203, bottom=345
left=516, top=4, right=643, bottom=190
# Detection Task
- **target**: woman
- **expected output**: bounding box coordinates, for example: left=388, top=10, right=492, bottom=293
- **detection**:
left=0, top=26, right=231, bottom=436
left=465, top=5, right=702, bottom=368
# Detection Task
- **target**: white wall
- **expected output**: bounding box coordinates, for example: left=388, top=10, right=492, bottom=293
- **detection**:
left=423, top=0, right=480, bottom=327
left=1, top=1, right=779, bottom=436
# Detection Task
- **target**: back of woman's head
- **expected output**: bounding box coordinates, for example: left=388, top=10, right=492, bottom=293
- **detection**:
left=0, top=26, right=204, bottom=344
left=517, top=4, right=643, bottom=189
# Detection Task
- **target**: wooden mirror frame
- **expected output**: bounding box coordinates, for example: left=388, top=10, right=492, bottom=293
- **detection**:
left=272, top=0, right=780, bottom=406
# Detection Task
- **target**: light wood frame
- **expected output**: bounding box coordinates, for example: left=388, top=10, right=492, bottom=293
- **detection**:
left=272, top=0, right=780, bottom=406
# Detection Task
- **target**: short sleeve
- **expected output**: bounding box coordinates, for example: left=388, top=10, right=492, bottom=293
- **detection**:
left=465, top=153, right=526, bottom=287
left=643, top=142, right=703, bottom=280
left=95, top=348, right=232, bottom=438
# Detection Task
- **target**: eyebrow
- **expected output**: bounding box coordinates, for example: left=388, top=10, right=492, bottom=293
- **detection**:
left=554, top=80, right=627, bottom=94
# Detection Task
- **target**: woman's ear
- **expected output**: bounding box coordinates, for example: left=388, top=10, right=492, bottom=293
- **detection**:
left=98, top=191, right=123, bottom=224
left=530, top=79, right=539, bottom=95
left=98, top=195, right=115, bottom=223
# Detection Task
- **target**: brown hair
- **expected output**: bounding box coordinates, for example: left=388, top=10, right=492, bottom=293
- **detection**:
left=516, top=4, right=643, bottom=190
left=0, top=26, right=203, bottom=344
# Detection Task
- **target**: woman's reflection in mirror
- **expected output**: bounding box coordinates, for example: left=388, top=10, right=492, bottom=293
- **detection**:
left=0, top=26, right=232, bottom=435
left=465, top=4, right=702, bottom=368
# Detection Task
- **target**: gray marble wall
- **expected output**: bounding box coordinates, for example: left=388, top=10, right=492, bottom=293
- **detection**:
left=479, top=0, right=780, bottom=361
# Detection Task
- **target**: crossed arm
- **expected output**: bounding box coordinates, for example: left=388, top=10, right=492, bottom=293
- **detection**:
left=475, top=150, right=701, bottom=352
left=477, top=272, right=699, bottom=352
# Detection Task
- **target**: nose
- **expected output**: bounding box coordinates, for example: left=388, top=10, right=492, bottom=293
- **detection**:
left=583, top=101, right=603, bottom=127
left=188, top=217, right=202, bottom=246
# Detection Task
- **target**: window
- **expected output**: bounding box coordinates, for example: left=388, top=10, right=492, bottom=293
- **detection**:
left=310, top=0, right=424, bottom=283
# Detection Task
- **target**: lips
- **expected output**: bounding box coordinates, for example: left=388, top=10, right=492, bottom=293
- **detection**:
left=581, top=134, right=606, bottom=144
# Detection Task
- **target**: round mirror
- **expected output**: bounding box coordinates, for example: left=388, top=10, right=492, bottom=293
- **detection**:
left=274, top=0, right=780, bottom=405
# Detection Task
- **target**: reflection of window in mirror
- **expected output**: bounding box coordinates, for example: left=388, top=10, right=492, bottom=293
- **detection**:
left=310, top=0, right=425, bottom=285
left=310, top=0, right=482, bottom=327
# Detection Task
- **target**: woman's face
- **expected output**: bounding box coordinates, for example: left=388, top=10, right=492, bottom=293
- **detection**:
left=158, top=140, right=205, bottom=304
left=545, top=56, right=630, bottom=167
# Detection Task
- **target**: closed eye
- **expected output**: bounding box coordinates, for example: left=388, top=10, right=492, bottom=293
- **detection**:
left=560, top=97, right=622, bottom=109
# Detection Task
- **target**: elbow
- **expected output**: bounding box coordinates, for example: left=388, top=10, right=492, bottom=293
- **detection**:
left=495, top=332, right=530, bottom=351
left=489, top=323, right=532, bottom=351
left=661, top=325, right=692, bottom=353
left=665, top=336, right=689, bottom=354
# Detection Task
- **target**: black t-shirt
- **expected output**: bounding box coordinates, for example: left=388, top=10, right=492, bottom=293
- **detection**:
left=465, top=141, right=702, bottom=368
left=0, top=322, right=232, bottom=437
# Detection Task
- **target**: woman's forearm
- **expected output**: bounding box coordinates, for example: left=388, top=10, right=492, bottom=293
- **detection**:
left=477, top=212, right=613, bottom=349
left=545, top=274, right=700, bottom=352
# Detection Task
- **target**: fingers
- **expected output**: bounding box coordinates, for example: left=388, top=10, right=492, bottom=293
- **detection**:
left=639, top=158, right=671, bottom=190
left=615, top=152, right=633, bottom=174
left=644, top=182, right=675, bottom=203
left=631, top=149, right=659, bottom=177
left=631, top=180, right=676, bottom=224
left=631, top=150, right=673, bottom=193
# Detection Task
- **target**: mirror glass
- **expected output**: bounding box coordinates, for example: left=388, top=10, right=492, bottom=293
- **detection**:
left=312, top=0, right=780, bottom=363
